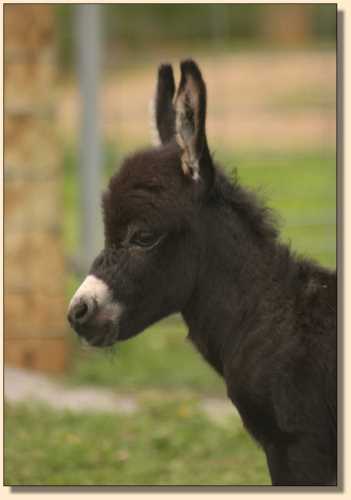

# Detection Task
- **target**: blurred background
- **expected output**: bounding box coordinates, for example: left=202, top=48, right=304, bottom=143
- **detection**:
left=4, top=4, right=336, bottom=486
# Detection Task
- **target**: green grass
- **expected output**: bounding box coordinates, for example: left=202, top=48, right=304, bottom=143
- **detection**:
left=220, top=149, right=336, bottom=268
left=4, top=401, right=270, bottom=486
left=65, top=317, right=225, bottom=395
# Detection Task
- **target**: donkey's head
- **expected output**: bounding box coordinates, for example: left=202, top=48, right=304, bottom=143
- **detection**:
left=67, top=60, right=215, bottom=346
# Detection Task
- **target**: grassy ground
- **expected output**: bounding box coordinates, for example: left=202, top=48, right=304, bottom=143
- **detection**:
left=4, top=401, right=270, bottom=486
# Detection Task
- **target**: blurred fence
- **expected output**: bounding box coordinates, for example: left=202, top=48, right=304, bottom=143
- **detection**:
left=4, top=5, right=69, bottom=373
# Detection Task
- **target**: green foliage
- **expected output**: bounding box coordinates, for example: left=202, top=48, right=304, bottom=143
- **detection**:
left=5, top=402, right=270, bottom=485
left=223, top=149, right=336, bottom=269
left=56, top=4, right=336, bottom=70
left=103, top=4, right=260, bottom=45
left=311, top=4, right=337, bottom=41
left=56, top=5, right=75, bottom=72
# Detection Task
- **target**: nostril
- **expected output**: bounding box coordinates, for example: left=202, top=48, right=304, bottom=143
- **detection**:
left=74, top=301, right=89, bottom=321
left=68, top=298, right=95, bottom=326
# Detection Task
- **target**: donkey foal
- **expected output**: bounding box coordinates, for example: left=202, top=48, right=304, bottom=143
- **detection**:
left=68, top=60, right=337, bottom=486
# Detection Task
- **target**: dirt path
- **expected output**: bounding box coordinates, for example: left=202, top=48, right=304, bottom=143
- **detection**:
left=4, top=366, right=238, bottom=424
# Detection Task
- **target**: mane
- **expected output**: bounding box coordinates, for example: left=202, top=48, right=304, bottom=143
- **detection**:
left=212, top=167, right=280, bottom=242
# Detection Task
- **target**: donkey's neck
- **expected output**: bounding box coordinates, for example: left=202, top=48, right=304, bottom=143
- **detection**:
left=181, top=172, right=296, bottom=376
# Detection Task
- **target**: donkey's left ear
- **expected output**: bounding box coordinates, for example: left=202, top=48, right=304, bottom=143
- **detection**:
left=175, top=59, right=214, bottom=187
left=151, top=64, right=176, bottom=146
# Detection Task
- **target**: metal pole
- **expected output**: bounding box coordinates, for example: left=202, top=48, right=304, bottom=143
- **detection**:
left=75, top=5, right=103, bottom=273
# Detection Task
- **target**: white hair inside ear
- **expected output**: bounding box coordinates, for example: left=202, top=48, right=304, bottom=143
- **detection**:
left=191, top=166, right=200, bottom=181
left=175, top=94, right=201, bottom=182
left=149, top=97, right=161, bottom=147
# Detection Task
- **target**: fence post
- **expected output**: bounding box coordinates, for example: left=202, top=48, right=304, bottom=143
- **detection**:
left=75, top=4, right=103, bottom=273
left=4, top=4, right=69, bottom=373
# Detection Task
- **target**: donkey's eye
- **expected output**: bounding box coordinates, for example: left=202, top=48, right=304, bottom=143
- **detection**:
left=130, top=231, right=161, bottom=248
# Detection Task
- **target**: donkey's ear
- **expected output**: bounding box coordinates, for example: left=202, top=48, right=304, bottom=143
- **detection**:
left=174, top=59, right=213, bottom=186
left=152, top=64, right=176, bottom=145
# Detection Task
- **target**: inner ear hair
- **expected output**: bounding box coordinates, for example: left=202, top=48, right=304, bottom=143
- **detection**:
left=175, top=93, right=200, bottom=180
left=175, top=60, right=207, bottom=181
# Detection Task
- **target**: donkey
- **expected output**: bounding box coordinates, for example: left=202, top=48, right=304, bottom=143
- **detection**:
left=68, top=60, right=337, bottom=486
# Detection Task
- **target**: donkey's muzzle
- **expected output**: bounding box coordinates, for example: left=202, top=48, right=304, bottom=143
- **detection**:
left=67, top=274, right=123, bottom=346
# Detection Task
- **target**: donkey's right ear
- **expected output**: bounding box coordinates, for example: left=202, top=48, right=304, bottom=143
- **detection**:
left=152, top=64, right=176, bottom=145
left=174, top=60, right=213, bottom=188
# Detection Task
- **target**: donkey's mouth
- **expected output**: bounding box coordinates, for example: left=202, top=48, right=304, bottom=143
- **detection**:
left=87, top=334, right=117, bottom=348
left=71, top=320, right=119, bottom=348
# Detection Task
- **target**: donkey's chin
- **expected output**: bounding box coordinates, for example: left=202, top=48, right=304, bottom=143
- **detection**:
left=74, top=320, right=119, bottom=348
left=89, top=330, right=119, bottom=348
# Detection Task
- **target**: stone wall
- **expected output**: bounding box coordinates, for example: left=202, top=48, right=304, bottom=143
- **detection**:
left=4, top=5, right=69, bottom=373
